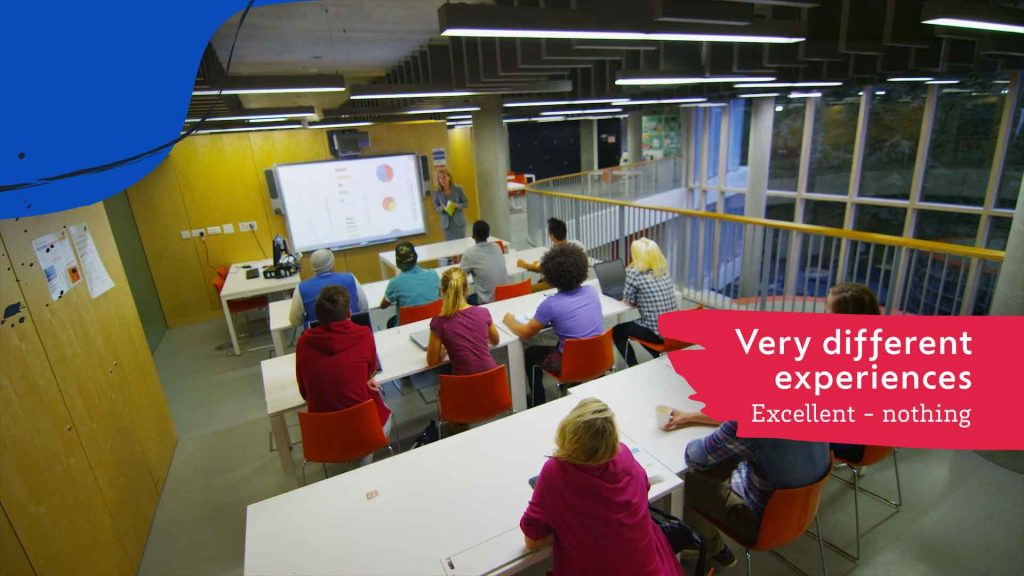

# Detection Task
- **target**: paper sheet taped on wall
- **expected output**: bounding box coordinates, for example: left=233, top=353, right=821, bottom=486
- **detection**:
left=32, top=230, right=81, bottom=301
left=69, top=223, right=115, bottom=299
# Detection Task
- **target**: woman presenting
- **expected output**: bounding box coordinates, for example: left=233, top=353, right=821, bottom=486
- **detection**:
left=432, top=167, right=468, bottom=241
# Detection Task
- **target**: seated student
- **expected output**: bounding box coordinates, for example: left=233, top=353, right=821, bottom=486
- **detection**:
left=427, top=268, right=500, bottom=374
left=517, top=217, right=586, bottom=273
left=380, top=242, right=440, bottom=328
left=460, top=220, right=509, bottom=305
left=290, top=249, right=368, bottom=328
left=503, top=244, right=602, bottom=406
left=612, top=238, right=678, bottom=367
left=826, top=282, right=881, bottom=463
left=521, top=398, right=684, bottom=576
left=662, top=412, right=830, bottom=568
left=295, top=285, right=391, bottom=465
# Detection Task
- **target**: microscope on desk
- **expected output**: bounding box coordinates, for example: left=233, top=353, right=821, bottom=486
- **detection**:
left=263, top=234, right=301, bottom=279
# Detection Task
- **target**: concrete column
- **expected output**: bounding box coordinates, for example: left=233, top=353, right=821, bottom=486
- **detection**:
left=580, top=119, right=598, bottom=172
left=627, top=111, right=643, bottom=164
left=991, top=175, right=1024, bottom=315
left=471, top=95, right=511, bottom=240
left=739, top=97, right=776, bottom=297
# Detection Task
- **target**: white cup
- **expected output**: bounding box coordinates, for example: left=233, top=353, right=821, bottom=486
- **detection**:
left=655, top=405, right=672, bottom=428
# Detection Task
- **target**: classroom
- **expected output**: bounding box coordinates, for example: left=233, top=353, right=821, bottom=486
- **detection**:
left=2, top=1, right=1023, bottom=575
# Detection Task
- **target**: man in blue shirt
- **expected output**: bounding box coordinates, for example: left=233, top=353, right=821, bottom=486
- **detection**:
left=381, top=242, right=440, bottom=327
left=663, top=413, right=831, bottom=568
left=289, top=249, right=368, bottom=328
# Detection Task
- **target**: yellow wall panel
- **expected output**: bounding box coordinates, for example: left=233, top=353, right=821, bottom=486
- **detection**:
left=446, top=126, right=481, bottom=223
left=125, top=157, right=216, bottom=327
left=0, top=204, right=175, bottom=568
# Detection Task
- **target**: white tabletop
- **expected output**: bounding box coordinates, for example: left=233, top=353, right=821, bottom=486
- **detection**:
left=261, top=280, right=633, bottom=418
left=221, top=259, right=302, bottom=301
left=379, top=236, right=507, bottom=268
left=244, top=396, right=682, bottom=576
left=567, top=356, right=713, bottom=474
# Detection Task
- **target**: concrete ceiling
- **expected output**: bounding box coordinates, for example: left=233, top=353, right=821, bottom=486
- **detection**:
left=210, top=0, right=491, bottom=83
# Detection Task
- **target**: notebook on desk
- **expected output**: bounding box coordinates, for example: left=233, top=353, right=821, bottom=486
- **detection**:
left=594, top=259, right=626, bottom=300
left=409, top=329, right=431, bottom=350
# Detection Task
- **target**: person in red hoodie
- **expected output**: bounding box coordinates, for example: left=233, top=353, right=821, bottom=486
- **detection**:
left=296, top=285, right=392, bottom=466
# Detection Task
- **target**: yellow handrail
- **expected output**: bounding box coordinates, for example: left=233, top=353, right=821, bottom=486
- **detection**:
left=525, top=179, right=1005, bottom=263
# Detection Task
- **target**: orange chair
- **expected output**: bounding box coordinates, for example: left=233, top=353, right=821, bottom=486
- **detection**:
left=540, top=329, right=615, bottom=396
left=438, top=365, right=513, bottom=436
left=830, top=446, right=902, bottom=560
left=297, top=400, right=393, bottom=484
left=626, top=304, right=704, bottom=363
left=216, top=265, right=230, bottom=279
left=494, top=279, right=532, bottom=301
left=494, top=239, right=509, bottom=254
left=398, top=299, right=442, bottom=325
left=700, top=456, right=833, bottom=576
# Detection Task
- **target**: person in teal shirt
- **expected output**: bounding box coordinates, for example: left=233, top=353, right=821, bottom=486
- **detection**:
left=381, top=242, right=441, bottom=328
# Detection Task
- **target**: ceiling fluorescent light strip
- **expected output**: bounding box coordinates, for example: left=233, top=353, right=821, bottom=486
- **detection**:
left=925, top=79, right=960, bottom=85
left=447, top=115, right=473, bottom=120
left=680, top=102, right=727, bottom=108
left=192, top=87, right=345, bottom=96
left=403, top=106, right=481, bottom=115
left=616, top=76, right=774, bottom=86
left=350, top=90, right=478, bottom=100
left=789, top=91, right=822, bottom=98
left=612, top=97, right=707, bottom=105
left=922, top=17, right=1024, bottom=34
left=738, top=92, right=780, bottom=98
left=185, top=108, right=318, bottom=123
left=504, top=98, right=624, bottom=108
left=887, top=77, right=934, bottom=82
left=734, top=81, right=842, bottom=88
left=309, top=121, right=374, bottom=129
left=539, top=108, right=623, bottom=116
left=193, top=123, right=303, bottom=135
left=441, top=28, right=803, bottom=44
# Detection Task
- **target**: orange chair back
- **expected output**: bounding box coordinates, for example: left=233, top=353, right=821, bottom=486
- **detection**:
left=439, top=365, right=513, bottom=424
left=298, top=400, right=388, bottom=464
left=399, top=299, right=442, bottom=325
left=212, top=275, right=226, bottom=294
left=558, top=329, right=615, bottom=383
left=494, top=279, right=532, bottom=301
left=838, top=445, right=895, bottom=467
left=217, top=265, right=230, bottom=279
left=752, top=456, right=834, bottom=551
left=494, top=240, right=509, bottom=254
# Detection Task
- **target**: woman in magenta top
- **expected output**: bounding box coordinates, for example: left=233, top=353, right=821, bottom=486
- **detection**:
left=521, top=398, right=685, bottom=576
left=427, top=268, right=499, bottom=375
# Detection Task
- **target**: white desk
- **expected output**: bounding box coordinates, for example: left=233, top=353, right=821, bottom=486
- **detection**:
left=379, top=236, right=507, bottom=278
left=261, top=282, right=632, bottom=481
left=567, top=356, right=714, bottom=474
left=245, top=396, right=682, bottom=576
left=220, top=260, right=301, bottom=356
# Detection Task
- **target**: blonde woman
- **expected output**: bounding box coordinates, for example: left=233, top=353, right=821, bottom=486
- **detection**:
left=432, top=167, right=468, bottom=241
left=427, top=268, right=499, bottom=374
left=520, top=398, right=684, bottom=576
left=613, top=238, right=679, bottom=366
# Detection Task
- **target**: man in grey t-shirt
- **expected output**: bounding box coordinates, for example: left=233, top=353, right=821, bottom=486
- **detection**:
left=460, top=220, right=510, bottom=304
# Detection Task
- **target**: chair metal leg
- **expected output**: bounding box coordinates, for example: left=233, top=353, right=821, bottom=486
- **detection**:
left=300, top=460, right=308, bottom=486
left=852, top=469, right=861, bottom=560
left=815, top=516, right=829, bottom=576
left=892, top=449, right=903, bottom=507
left=322, top=462, right=328, bottom=480
left=746, top=549, right=752, bottom=576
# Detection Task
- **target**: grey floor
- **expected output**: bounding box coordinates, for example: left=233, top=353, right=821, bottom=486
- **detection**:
left=137, top=211, right=1024, bottom=575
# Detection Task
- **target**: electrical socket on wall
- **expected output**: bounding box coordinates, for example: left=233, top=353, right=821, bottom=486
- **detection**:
left=191, top=229, right=205, bottom=238
left=240, top=221, right=258, bottom=232
left=181, top=230, right=192, bottom=239
left=222, top=223, right=235, bottom=234
left=206, top=226, right=222, bottom=235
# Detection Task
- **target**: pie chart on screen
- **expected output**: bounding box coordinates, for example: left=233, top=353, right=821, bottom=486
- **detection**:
left=376, top=163, right=394, bottom=182
left=382, top=197, right=397, bottom=212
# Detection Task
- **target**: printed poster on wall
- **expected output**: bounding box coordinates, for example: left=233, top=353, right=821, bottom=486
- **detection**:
left=69, top=223, right=115, bottom=299
left=31, top=230, right=81, bottom=301
left=431, top=147, right=447, bottom=167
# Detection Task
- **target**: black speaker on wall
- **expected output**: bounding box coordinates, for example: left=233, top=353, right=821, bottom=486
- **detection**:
left=419, top=154, right=431, bottom=195
left=265, top=169, right=284, bottom=215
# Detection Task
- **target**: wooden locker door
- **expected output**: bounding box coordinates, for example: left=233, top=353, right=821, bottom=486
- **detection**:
left=0, top=203, right=175, bottom=568
left=0, top=503, right=34, bottom=576
left=0, top=238, right=133, bottom=576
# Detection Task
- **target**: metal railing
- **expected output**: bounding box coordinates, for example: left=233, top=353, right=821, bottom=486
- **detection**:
left=525, top=163, right=1006, bottom=316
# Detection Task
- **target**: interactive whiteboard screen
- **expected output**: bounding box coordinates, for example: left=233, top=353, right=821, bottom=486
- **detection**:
left=275, top=154, right=426, bottom=252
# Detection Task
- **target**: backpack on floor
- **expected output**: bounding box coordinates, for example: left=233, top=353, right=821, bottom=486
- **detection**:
left=411, top=420, right=439, bottom=449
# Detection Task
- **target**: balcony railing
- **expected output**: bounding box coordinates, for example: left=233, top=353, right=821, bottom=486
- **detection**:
left=525, top=159, right=1006, bottom=316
